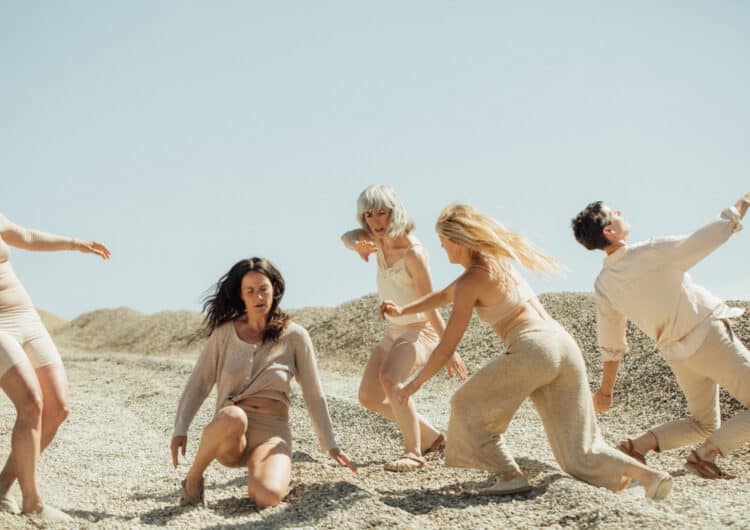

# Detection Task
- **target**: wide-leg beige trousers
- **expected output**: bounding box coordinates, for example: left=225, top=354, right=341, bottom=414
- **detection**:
left=651, top=319, right=750, bottom=456
left=445, top=320, right=633, bottom=492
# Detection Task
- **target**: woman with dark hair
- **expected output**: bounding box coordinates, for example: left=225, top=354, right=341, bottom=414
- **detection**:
left=170, top=258, right=357, bottom=509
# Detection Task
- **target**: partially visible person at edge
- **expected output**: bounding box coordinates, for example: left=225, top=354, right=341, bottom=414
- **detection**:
left=383, top=204, right=672, bottom=499
left=0, top=213, right=110, bottom=523
left=341, top=185, right=467, bottom=472
left=170, top=258, right=358, bottom=509
left=572, top=193, right=750, bottom=480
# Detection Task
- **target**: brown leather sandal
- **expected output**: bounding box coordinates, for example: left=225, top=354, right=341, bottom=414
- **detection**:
left=384, top=453, right=427, bottom=472
left=684, top=450, right=735, bottom=480
left=617, top=439, right=647, bottom=465
left=423, top=432, right=446, bottom=456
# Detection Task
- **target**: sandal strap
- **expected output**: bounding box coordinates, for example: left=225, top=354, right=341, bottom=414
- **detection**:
left=689, top=450, right=735, bottom=480
left=617, top=439, right=647, bottom=465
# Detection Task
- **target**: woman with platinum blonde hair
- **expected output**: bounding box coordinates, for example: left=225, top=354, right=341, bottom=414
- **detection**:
left=382, top=203, right=673, bottom=499
left=341, top=185, right=467, bottom=472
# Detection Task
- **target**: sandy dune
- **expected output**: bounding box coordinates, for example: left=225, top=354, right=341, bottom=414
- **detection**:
left=1, top=293, right=748, bottom=528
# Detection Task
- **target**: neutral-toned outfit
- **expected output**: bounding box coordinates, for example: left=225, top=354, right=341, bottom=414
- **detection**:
left=445, top=263, right=634, bottom=492
left=374, top=243, right=438, bottom=356
left=173, top=321, right=338, bottom=453
left=595, top=206, right=748, bottom=455
left=0, top=215, right=74, bottom=376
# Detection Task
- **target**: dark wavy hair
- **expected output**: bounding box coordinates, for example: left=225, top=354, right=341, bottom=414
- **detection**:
left=571, top=201, right=612, bottom=251
left=202, top=257, right=291, bottom=343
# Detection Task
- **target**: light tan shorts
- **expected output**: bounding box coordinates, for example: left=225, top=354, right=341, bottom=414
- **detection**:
left=245, top=411, right=293, bottom=454
left=376, top=322, right=439, bottom=360
left=0, top=307, right=62, bottom=378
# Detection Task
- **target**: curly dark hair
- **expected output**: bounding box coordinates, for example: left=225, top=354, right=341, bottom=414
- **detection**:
left=202, top=257, right=291, bottom=343
left=571, top=201, right=612, bottom=250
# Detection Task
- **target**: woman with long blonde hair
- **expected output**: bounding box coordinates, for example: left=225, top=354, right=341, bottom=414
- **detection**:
left=382, top=203, right=673, bottom=498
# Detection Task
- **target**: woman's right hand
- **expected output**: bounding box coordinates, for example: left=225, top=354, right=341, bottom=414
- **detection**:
left=329, top=448, right=359, bottom=475
left=379, top=300, right=403, bottom=320
left=355, top=240, right=378, bottom=262
left=170, top=436, right=187, bottom=468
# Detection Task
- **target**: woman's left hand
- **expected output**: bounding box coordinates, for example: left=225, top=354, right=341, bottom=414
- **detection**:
left=329, top=448, right=359, bottom=475
left=395, top=381, right=417, bottom=405
left=75, top=240, right=112, bottom=260
left=379, top=300, right=403, bottom=320
left=445, top=353, right=468, bottom=381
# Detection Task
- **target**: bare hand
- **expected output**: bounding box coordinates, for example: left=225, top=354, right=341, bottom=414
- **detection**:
left=445, top=354, right=468, bottom=381
left=354, top=240, right=378, bottom=262
left=395, top=381, right=417, bottom=405
left=76, top=240, right=112, bottom=260
left=734, top=193, right=750, bottom=218
left=380, top=300, right=403, bottom=320
left=170, top=436, right=187, bottom=468
left=329, top=447, right=359, bottom=475
left=592, top=389, right=612, bottom=414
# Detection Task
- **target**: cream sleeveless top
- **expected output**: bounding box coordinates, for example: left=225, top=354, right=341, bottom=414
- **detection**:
left=376, top=243, right=428, bottom=326
left=475, top=261, right=536, bottom=325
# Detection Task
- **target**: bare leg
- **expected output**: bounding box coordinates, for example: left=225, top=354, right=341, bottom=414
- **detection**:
left=247, top=441, right=292, bottom=509
left=379, top=341, right=425, bottom=456
left=184, top=406, right=248, bottom=498
left=358, top=346, right=441, bottom=451
left=0, top=363, right=69, bottom=496
left=0, top=361, right=44, bottom=513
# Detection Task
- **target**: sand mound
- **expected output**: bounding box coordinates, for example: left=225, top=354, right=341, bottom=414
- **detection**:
left=35, top=307, right=68, bottom=332
left=47, top=292, right=749, bottom=426
left=52, top=307, right=206, bottom=356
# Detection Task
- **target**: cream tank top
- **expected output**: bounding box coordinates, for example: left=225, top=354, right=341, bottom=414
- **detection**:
left=376, top=244, right=428, bottom=326
left=474, top=262, right=536, bottom=324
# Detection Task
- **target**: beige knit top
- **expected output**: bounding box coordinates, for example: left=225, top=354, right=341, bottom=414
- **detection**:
left=173, top=320, right=338, bottom=452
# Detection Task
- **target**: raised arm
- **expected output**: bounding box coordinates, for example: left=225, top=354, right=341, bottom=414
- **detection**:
left=593, top=290, right=629, bottom=413
left=654, top=194, right=747, bottom=271
left=341, top=228, right=377, bottom=263
left=0, top=214, right=110, bottom=259
left=294, top=329, right=358, bottom=473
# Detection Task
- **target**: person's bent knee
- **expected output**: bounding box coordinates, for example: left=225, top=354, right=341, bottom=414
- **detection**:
left=210, top=406, right=248, bottom=434
left=378, top=369, right=402, bottom=395
left=249, top=483, right=285, bottom=509
left=47, top=399, right=70, bottom=428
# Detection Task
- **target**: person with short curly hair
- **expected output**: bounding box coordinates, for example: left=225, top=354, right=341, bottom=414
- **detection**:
left=572, top=193, right=750, bottom=479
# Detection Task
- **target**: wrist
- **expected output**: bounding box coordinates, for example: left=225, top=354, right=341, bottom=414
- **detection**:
left=69, top=238, right=81, bottom=251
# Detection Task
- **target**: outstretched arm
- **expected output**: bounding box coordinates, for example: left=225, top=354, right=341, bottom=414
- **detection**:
left=0, top=214, right=110, bottom=259
left=396, top=278, right=477, bottom=403
left=380, top=281, right=456, bottom=320
left=340, top=228, right=377, bottom=263
left=655, top=193, right=748, bottom=271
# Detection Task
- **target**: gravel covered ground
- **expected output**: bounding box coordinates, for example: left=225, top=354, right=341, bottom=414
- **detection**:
left=1, top=293, right=748, bottom=528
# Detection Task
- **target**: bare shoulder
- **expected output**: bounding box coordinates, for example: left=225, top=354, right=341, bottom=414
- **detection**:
left=343, top=228, right=373, bottom=242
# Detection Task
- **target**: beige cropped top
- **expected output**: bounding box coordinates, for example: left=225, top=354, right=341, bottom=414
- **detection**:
left=474, top=261, right=536, bottom=325
left=376, top=244, right=428, bottom=326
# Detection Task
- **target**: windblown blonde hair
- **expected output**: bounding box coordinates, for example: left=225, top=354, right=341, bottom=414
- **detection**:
left=436, top=204, right=562, bottom=274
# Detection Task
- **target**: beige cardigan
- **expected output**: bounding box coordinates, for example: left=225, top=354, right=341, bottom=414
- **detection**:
left=173, top=320, right=338, bottom=452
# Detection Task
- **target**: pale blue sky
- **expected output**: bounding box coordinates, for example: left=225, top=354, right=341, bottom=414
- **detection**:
left=2, top=2, right=748, bottom=319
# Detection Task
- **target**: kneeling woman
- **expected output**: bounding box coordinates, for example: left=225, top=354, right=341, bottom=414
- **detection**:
left=170, top=258, right=357, bottom=509
left=384, top=204, right=672, bottom=499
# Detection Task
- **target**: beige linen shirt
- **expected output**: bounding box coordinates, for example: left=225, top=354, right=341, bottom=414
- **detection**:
left=173, top=321, right=337, bottom=452
left=595, top=206, right=743, bottom=362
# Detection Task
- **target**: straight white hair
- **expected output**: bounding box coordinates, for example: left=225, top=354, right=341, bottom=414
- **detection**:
left=356, top=184, right=414, bottom=237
